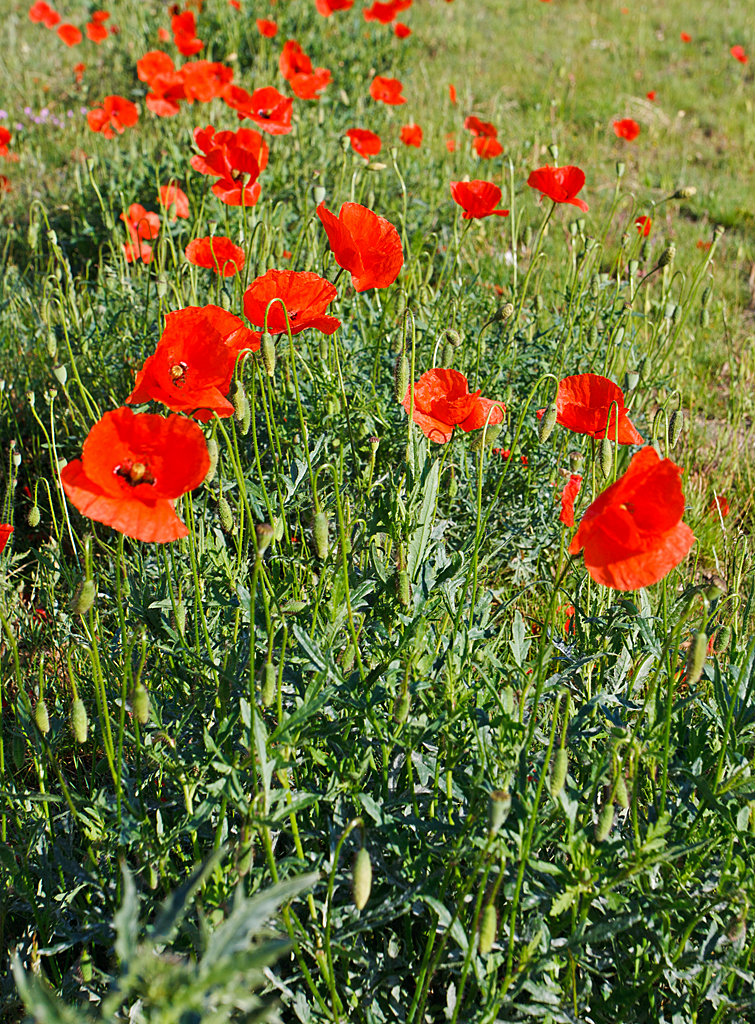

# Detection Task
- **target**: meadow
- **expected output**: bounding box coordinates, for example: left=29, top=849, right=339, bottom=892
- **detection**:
left=0, top=0, right=754, bottom=1021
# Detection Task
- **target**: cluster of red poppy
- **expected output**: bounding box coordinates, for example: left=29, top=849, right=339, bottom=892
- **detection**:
left=363, top=0, right=411, bottom=24
left=190, top=125, right=268, bottom=206
left=121, top=203, right=160, bottom=264
left=137, top=51, right=232, bottom=117
left=403, top=369, right=504, bottom=445
left=87, top=95, right=139, bottom=139
left=279, top=39, right=332, bottom=100
left=463, top=116, right=503, bottom=159
left=185, top=235, right=245, bottom=276
left=0, top=128, right=18, bottom=163
left=29, top=1, right=111, bottom=47
left=171, top=9, right=203, bottom=56
left=316, top=0, right=354, bottom=15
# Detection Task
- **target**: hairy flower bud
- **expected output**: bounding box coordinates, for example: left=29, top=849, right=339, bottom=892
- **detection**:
left=394, top=354, right=410, bottom=405
left=538, top=403, right=557, bottom=444
left=614, top=773, right=629, bottom=810
left=218, top=497, right=234, bottom=533
left=594, top=800, right=614, bottom=842
left=27, top=505, right=41, bottom=527
left=658, top=244, right=676, bottom=268
left=261, top=332, right=276, bottom=377
left=71, top=697, right=88, bottom=743
left=672, top=186, right=696, bottom=199
left=714, top=625, right=732, bottom=654
left=313, top=511, right=329, bottom=560
left=171, top=600, right=186, bottom=637
left=599, top=436, right=613, bottom=479
left=479, top=903, right=497, bottom=954
left=489, top=789, right=511, bottom=836
left=669, top=409, right=683, bottom=447
left=686, top=630, right=708, bottom=684
left=35, top=698, right=50, bottom=735
left=352, top=847, right=372, bottom=911
left=550, top=747, right=568, bottom=798
left=394, top=688, right=410, bottom=723
left=262, top=662, right=276, bottom=707
left=133, top=683, right=150, bottom=725
left=71, top=579, right=96, bottom=616
left=256, top=522, right=274, bottom=556
left=204, top=435, right=219, bottom=484
left=397, top=570, right=411, bottom=608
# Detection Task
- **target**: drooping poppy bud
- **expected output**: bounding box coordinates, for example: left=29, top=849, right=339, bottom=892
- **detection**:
left=599, top=436, right=613, bottom=478
left=171, top=600, right=186, bottom=636
left=669, top=409, right=683, bottom=447
left=550, top=747, right=568, bottom=798
left=714, top=625, right=732, bottom=653
left=313, top=511, right=329, bottom=560
left=218, top=496, right=234, bottom=533
left=27, top=506, right=41, bottom=527
left=614, top=773, right=629, bottom=810
left=71, top=697, right=88, bottom=743
left=394, top=687, right=410, bottom=723
left=35, top=699, right=50, bottom=735
left=538, top=402, right=557, bottom=444
left=133, top=683, right=150, bottom=724
left=261, top=332, right=276, bottom=377
left=262, top=662, right=276, bottom=707
left=594, top=800, right=614, bottom=842
left=256, top=522, right=274, bottom=556
left=397, top=569, right=411, bottom=607
left=352, top=847, right=372, bottom=910
left=204, top=436, right=219, bottom=484
left=478, top=903, right=497, bottom=955
left=71, top=579, right=96, bottom=616
left=394, top=353, right=410, bottom=404
left=489, top=789, right=511, bottom=835
left=659, top=244, right=675, bottom=268
left=686, top=630, right=707, bottom=684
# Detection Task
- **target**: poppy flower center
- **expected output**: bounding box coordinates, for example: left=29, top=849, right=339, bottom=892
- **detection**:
left=620, top=502, right=635, bottom=515
left=116, top=459, right=156, bottom=486
left=170, top=361, right=188, bottom=387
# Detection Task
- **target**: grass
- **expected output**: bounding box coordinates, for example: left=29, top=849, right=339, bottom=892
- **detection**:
left=1, top=0, right=755, bottom=1022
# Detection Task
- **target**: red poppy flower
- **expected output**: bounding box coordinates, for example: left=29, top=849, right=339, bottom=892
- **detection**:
left=290, top=68, right=332, bottom=100
left=58, top=23, right=83, bottom=45
left=121, top=203, right=160, bottom=241
left=256, top=18, right=277, bottom=36
left=394, top=21, right=411, bottom=37
left=697, top=240, right=712, bottom=251
left=316, top=0, right=354, bottom=13
left=173, top=31, right=203, bottom=55
left=29, top=1, right=60, bottom=26
left=158, top=182, right=190, bottom=219
left=710, top=494, right=729, bottom=517
left=559, top=473, right=582, bottom=527
left=128, top=305, right=259, bottom=421
left=225, top=85, right=293, bottom=134
left=74, top=61, right=86, bottom=82
left=190, top=125, right=267, bottom=206
left=473, top=137, right=503, bottom=159
left=464, top=116, right=497, bottom=138
left=243, top=269, right=340, bottom=336
left=646, top=90, right=656, bottom=101
left=635, top=215, right=652, bottom=237
left=346, top=127, right=381, bottom=158
left=731, top=45, right=748, bottom=64
left=569, top=447, right=695, bottom=590
left=61, top=407, right=210, bottom=543
left=185, top=236, right=245, bottom=276
left=279, top=40, right=311, bottom=80
left=0, top=175, right=12, bottom=193
left=369, top=75, right=406, bottom=105
left=86, top=20, right=108, bottom=42
left=527, top=165, right=589, bottom=212
left=680, top=32, right=691, bottom=43
left=87, top=95, right=138, bottom=139
left=449, top=83, right=456, bottom=104
left=0, top=128, right=12, bottom=159
left=402, top=368, right=504, bottom=445
left=400, top=123, right=422, bottom=146
left=181, top=61, right=234, bottom=104
left=91, top=10, right=109, bottom=22
left=140, top=56, right=185, bottom=116
left=445, top=133, right=456, bottom=152
left=158, top=26, right=171, bottom=41
left=172, top=10, right=203, bottom=55
left=450, top=180, right=509, bottom=219
left=124, top=241, right=154, bottom=264
left=363, top=0, right=411, bottom=23
left=613, top=118, right=640, bottom=141
left=229, top=0, right=240, bottom=7
left=317, top=201, right=403, bottom=291
left=544, top=373, right=643, bottom=444
left=0, top=525, right=13, bottom=553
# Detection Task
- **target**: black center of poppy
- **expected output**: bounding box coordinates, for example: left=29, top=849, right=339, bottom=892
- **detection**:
left=116, top=459, right=156, bottom=487
left=170, top=362, right=188, bottom=388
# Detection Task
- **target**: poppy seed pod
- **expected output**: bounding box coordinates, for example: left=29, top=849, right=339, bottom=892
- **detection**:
left=262, top=662, right=276, bottom=707
left=624, top=370, right=640, bottom=392
left=489, top=789, right=511, bottom=835
left=538, top=403, right=557, bottom=444
left=478, top=903, right=497, bottom=955
left=313, top=511, right=329, bottom=560
left=569, top=451, right=584, bottom=473
left=550, top=747, right=568, bottom=798
left=352, top=847, right=372, bottom=911
left=53, top=365, right=67, bottom=387
left=686, top=630, right=708, bottom=684
left=133, top=683, right=150, bottom=724
left=614, top=773, right=629, bottom=810
left=171, top=600, right=186, bottom=636
left=594, top=800, right=614, bottom=842
left=261, top=331, right=276, bottom=377
left=35, top=698, right=50, bottom=735
left=71, top=579, right=96, bottom=616
left=599, top=436, right=613, bottom=479
left=616, top=161, right=625, bottom=178
left=204, top=435, right=219, bottom=484
left=669, top=409, right=684, bottom=447
left=27, top=506, right=41, bottom=527
left=394, top=353, right=410, bottom=404
left=71, top=697, right=88, bottom=743
left=659, top=244, right=676, bottom=268
left=218, top=497, right=234, bottom=533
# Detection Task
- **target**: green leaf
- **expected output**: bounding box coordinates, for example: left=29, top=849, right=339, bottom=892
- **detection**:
left=113, top=859, right=139, bottom=967
left=407, top=458, right=439, bottom=581
left=510, top=609, right=531, bottom=667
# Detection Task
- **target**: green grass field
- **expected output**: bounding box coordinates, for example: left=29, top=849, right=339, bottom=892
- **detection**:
left=1, top=1, right=755, bottom=1022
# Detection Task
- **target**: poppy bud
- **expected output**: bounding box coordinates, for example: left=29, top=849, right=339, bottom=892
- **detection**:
left=448, top=470, right=458, bottom=499
left=672, top=186, right=696, bottom=199
left=714, top=625, right=732, bottom=653
left=700, top=308, right=710, bottom=328
left=35, top=698, right=50, bottom=735
left=394, top=353, right=410, bottom=405
left=52, top=364, right=67, bottom=387
left=664, top=301, right=676, bottom=321
left=569, top=220, right=579, bottom=238
left=233, top=381, right=251, bottom=435
left=686, top=630, right=708, bottom=684
left=352, top=847, right=372, bottom=911
left=569, top=451, right=584, bottom=474
left=651, top=408, right=665, bottom=441
left=156, top=273, right=168, bottom=298
left=588, top=324, right=598, bottom=346
left=624, top=370, right=639, bottom=391
left=394, top=688, right=410, bottom=723
left=669, top=409, right=683, bottom=447
left=441, top=340, right=454, bottom=367
left=147, top=863, right=159, bottom=890
left=478, top=903, right=498, bottom=955
left=470, top=423, right=503, bottom=451
left=313, top=511, right=329, bottom=560
left=594, top=800, right=614, bottom=842
left=237, top=842, right=254, bottom=877
left=313, top=185, right=326, bottom=205
left=548, top=143, right=559, bottom=162
left=47, top=332, right=58, bottom=359
left=27, top=505, right=41, bottom=527
left=523, top=226, right=533, bottom=249
left=397, top=569, right=411, bottom=607
left=577, top=218, right=586, bottom=234
left=71, top=697, right=88, bottom=743
left=614, top=773, right=629, bottom=810
left=218, top=496, right=234, bottom=533
left=616, top=161, right=625, bottom=178
left=489, top=789, right=511, bottom=836
left=204, top=436, right=219, bottom=485
left=550, top=747, right=568, bottom=798
left=171, top=600, right=186, bottom=637
left=256, top=522, right=275, bottom=556
left=701, top=286, right=712, bottom=308
left=599, top=436, right=613, bottom=479
left=658, top=244, right=675, bottom=268
left=341, top=643, right=356, bottom=674
left=534, top=294, right=544, bottom=312
left=713, top=224, right=724, bottom=240
left=262, top=662, right=276, bottom=707
left=12, top=732, right=25, bottom=769
left=261, top=331, right=276, bottom=377
left=538, top=403, right=557, bottom=444
left=133, top=683, right=150, bottom=724
left=71, top=579, right=96, bottom=616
